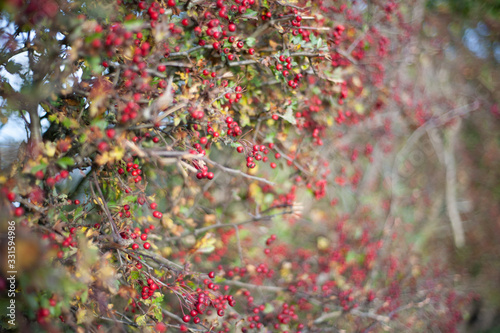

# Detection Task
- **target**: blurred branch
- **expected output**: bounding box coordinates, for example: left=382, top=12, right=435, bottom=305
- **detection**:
left=220, top=279, right=285, bottom=292
left=444, top=120, right=465, bottom=248
left=165, top=210, right=293, bottom=242
left=90, top=171, right=121, bottom=243
left=0, top=46, right=29, bottom=64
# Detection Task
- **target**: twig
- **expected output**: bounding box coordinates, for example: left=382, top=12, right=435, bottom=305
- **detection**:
left=233, top=225, right=244, bottom=265
left=220, top=279, right=285, bottom=292
left=95, top=314, right=138, bottom=327
left=168, top=45, right=213, bottom=58
left=90, top=171, right=120, bottom=242
left=166, top=210, right=292, bottom=242
left=161, top=309, right=184, bottom=324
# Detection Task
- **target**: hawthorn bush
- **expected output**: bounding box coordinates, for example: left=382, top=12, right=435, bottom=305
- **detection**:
left=0, top=0, right=471, bottom=332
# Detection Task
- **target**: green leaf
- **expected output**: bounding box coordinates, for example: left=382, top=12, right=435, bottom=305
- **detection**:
left=124, top=19, right=144, bottom=31
left=263, top=302, right=275, bottom=314
left=153, top=306, right=162, bottom=321
left=73, top=206, right=84, bottom=221
left=239, top=113, right=250, bottom=127
left=62, top=117, right=73, bottom=128
left=291, top=35, right=302, bottom=45
left=129, top=270, right=140, bottom=282
left=245, top=37, right=257, bottom=47
left=281, top=107, right=296, bottom=125
left=330, top=67, right=344, bottom=83
left=263, top=132, right=275, bottom=143
left=245, top=9, right=258, bottom=17
left=31, top=163, right=48, bottom=173
left=5, top=61, right=23, bottom=74
left=123, top=195, right=138, bottom=204
left=57, top=157, right=75, bottom=169
left=81, top=290, right=88, bottom=303
left=91, top=119, right=108, bottom=130
left=135, top=314, right=147, bottom=326
left=316, top=37, right=323, bottom=48
left=214, top=276, right=226, bottom=284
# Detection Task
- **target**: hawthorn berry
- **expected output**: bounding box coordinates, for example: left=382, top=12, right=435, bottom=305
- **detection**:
left=14, top=207, right=24, bottom=217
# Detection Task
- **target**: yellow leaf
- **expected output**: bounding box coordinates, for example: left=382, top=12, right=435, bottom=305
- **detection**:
left=317, top=236, right=329, bottom=250
left=176, top=71, right=188, bottom=81
left=136, top=314, right=148, bottom=326
left=76, top=308, right=88, bottom=324
left=109, top=146, right=125, bottom=162
left=269, top=40, right=279, bottom=50
left=44, top=142, right=57, bottom=157
left=190, top=233, right=216, bottom=254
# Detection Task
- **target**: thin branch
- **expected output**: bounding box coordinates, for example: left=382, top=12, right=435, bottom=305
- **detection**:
left=90, top=171, right=121, bottom=242
left=165, top=210, right=292, bottom=242
left=233, top=225, right=244, bottom=265
left=161, top=309, right=185, bottom=324
left=221, top=279, right=285, bottom=292
left=168, top=45, right=213, bottom=58
left=95, top=314, right=138, bottom=327
left=0, top=46, right=29, bottom=64
left=444, top=120, right=465, bottom=248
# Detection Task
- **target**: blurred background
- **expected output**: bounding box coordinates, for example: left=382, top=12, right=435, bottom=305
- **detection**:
left=407, top=0, right=500, bottom=331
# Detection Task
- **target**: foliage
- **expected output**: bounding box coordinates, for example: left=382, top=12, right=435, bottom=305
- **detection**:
left=0, top=0, right=471, bottom=332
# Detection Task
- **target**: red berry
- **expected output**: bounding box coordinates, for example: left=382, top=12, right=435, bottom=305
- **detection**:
left=167, top=0, right=176, bottom=7
left=74, top=199, right=80, bottom=205
left=182, top=315, right=191, bottom=323
left=208, top=271, right=215, bottom=278
left=7, top=192, right=15, bottom=201
left=14, top=207, right=24, bottom=217
left=106, top=128, right=116, bottom=139
left=143, top=242, right=151, bottom=249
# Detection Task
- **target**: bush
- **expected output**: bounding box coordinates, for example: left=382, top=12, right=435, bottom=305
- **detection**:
left=0, top=0, right=470, bottom=332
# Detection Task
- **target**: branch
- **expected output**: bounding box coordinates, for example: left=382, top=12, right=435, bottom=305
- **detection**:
left=220, top=279, right=285, bottom=292
left=0, top=46, right=29, bottom=65
left=228, top=52, right=326, bottom=67
left=200, top=156, right=276, bottom=186
left=161, top=309, right=185, bottom=324
left=90, top=171, right=121, bottom=242
left=96, top=314, right=138, bottom=327
left=168, top=45, right=213, bottom=58
left=165, top=210, right=292, bottom=242
left=149, top=149, right=276, bottom=186
left=444, top=120, right=465, bottom=248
